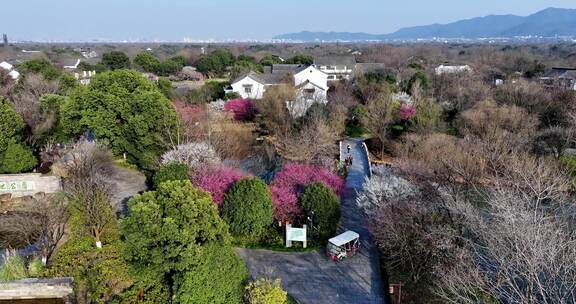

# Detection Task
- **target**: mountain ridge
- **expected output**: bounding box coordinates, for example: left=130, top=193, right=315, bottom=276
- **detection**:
left=274, top=7, right=576, bottom=41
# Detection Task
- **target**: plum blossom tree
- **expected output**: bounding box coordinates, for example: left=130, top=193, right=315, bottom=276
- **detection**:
left=269, top=163, right=345, bottom=223
left=160, top=142, right=220, bottom=171
left=399, top=104, right=417, bottom=120
left=191, top=165, right=247, bottom=205
left=224, top=98, right=257, bottom=121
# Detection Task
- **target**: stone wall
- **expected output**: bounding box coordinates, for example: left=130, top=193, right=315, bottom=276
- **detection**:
left=0, top=174, right=61, bottom=198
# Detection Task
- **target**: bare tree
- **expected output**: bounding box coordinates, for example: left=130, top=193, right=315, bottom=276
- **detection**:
left=361, top=92, right=395, bottom=159
left=10, top=74, right=62, bottom=145
left=61, top=140, right=116, bottom=246
left=257, top=84, right=296, bottom=136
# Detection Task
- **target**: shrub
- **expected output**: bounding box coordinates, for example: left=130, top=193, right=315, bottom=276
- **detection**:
left=224, top=98, right=257, bottom=121
left=300, top=183, right=341, bottom=242
left=0, top=98, right=25, bottom=150
left=0, top=253, right=27, bottom=282
left=224, top=92, right=241, bottom=101
left=153, top=162, right=189, bottom=188
left=269, top=163, right=345, bottom=223
left=122, top=180, right=246, bottom=303
left=244, top=278, right=288, bottom=304
left=222, top=178, right=274, bottom=236
left=191, top=165, right=246, bottom=205
left=176, top=243, right=247, bottom=304
left=0, top=141, right=37, bottom=173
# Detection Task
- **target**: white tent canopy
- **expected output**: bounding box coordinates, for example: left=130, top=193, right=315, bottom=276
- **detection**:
left=328, top=231, right=359, bottom=247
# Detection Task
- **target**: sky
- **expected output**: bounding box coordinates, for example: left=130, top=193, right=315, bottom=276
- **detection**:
left=2, top=0, right=576, bottom=41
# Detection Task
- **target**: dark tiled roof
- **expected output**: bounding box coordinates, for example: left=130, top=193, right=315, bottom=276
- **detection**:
left=314, top=55, right=356, bottom=67
left=543, top=67, right=576, bottom=79
left=271, top=64, right=307, bottom=74
left=231, top=70, right=292, bottom=85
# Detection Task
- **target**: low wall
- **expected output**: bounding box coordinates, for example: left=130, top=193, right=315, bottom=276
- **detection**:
left=0, top=278, right=74, bottom=303
left=361, top=142, right=373, bottom=178
left=0, top=174, right=62, bottom=198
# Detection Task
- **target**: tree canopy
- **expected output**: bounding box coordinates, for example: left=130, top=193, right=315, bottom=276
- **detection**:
left=222, top=178, right=274, bottom=236
left=101, top=51, right=131, bottom=70
left=60, top=70, right=178, bottom=170
left=122, top=180, right=247, bottom=303
left=300, top=183, right=341, bottom=242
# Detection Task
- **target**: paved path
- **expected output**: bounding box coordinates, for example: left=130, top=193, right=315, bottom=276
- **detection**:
left=236, top=138, right=384, bottom=304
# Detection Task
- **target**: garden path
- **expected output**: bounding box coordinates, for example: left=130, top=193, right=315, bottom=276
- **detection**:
left=236, top=138, right=384, bottom=304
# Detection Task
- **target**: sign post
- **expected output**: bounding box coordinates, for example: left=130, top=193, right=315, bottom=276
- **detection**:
left=285, top=224, right=307, bottom=248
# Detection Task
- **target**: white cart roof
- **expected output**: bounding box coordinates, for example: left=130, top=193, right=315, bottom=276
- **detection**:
left=328, top=231, right=359, bottom=246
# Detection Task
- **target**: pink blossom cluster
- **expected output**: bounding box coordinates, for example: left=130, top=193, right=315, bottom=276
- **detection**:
left=191, top=166, right=246, bottom=205
left=399, top=104, right=417, bottom=120
left=269, top=163, right=345, bottom=223
left=224, top=98, right=257, bottom=121
left=173, top=101, right=206, bottom=124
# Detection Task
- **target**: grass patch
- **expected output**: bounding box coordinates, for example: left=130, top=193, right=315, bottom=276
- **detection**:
left=114, top=158, right=139, bottom=171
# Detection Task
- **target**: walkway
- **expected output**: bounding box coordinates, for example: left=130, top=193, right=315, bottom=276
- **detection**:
left=236, top=138, right=384, bottom=304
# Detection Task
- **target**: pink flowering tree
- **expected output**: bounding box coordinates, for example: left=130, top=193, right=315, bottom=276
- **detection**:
left=191, top=165, right=247, bottom=206
left=269, top=163, right=345, bottom=223
left=224, top=98, right=257, bottom=121
left=399, top=104, right=417, bottom=120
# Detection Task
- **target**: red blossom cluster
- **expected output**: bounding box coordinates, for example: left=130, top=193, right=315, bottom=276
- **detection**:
left=269, top=163, right=345, bottom=223
left=399, top=104, right=417, bottom=120
left=224, top=98, right=257, bottom=121
left=191, top=166, right=247, bottom=205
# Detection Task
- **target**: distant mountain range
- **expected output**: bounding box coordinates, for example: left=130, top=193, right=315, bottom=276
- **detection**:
left=274, top=8, right=576, bottom=41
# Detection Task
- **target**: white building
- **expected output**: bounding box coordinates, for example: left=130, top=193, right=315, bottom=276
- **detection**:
left=64, top=59, right=81, bottom=70
left=230, top=72, right=269, bottom=99
left=74, top=70, right=96, bottom=85
left=435, top=64, right=472, bottom=75
left=230, top=64, right=328, bottom=117
left=314, top=55, right=356, bottom=81
left=231, top=65, right=328, bottom=102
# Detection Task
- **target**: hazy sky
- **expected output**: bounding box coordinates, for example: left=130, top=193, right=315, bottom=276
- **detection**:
left=2, top=0, right=576, bottom=41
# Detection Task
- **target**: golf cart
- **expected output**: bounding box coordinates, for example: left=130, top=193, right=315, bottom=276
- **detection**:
left=326, top=231, right=360, bottom=262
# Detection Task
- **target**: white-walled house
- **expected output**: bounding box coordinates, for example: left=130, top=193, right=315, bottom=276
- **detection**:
left=230, top=72, right=268, bottom=99
left=230, top=65, right=328, bottom=102
left=435, top=64, right=472, bottom=75
left=314, top=55, right=356, bottom=81
left=230, top=65, right=328, bottom=117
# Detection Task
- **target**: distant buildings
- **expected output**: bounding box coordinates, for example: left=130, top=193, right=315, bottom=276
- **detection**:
left=539, top=67, right=576, bottom=91
left=2, top=34, right=7, bottom=47
left=74, top=70, right=97, bottom=85
left=74, top=47, right=99, bottom=59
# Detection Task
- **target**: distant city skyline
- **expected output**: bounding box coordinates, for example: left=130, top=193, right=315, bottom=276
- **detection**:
left=2, top=0, right=576, bottom=41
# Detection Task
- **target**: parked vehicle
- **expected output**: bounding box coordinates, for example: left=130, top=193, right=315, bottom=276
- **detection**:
left=326, top=231, right=360, bottom=262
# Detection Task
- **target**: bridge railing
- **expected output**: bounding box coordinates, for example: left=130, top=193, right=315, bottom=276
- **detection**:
left=361, top=141, right=373, bottom=178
